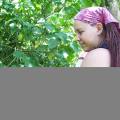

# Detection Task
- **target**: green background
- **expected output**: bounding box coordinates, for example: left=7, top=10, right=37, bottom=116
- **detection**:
left=0, top=0, right=106, bottom=67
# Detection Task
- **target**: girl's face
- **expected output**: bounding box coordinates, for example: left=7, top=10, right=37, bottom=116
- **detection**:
left=74, top=21, right=103, bottom=52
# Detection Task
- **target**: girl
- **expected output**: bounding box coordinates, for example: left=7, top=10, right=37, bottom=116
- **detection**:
left=74, top=7, right=120, bottom=67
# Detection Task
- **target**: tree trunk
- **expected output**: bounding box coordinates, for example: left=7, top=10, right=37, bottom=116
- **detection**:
left=104, top=0, right=120, bottom=22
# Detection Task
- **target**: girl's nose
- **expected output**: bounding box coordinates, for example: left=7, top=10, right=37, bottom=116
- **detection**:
left=76, top=34, right=84, bottom=44
left=77, top=33, right=81, bottom=40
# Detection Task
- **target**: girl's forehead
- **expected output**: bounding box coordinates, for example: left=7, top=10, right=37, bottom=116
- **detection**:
left=74, top=21, right=89, bottom=30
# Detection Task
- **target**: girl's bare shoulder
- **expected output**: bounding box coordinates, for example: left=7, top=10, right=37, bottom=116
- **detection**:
left=81, top=48, right=111, bottom=67
left=86, top=48, right=111, bottom=56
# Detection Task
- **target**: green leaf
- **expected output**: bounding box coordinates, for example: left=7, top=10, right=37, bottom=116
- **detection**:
left=82, top=0, right=93, bottom=7
left=96, top=0, right=102, bottom=5
left=18, top=33, right=23, bottom=41
left=0, top=61, right=4, bottom=67
left=48, top=38, right=59, bottom=49
left=55, top=32, right=67, bottom=43
left=70, top=41, right=81, bottom=52
left=45, top=22, right=56, bottom=32
left=22, top=57, right=32, bottom=67
left=52, top=0, right=62, bottom=5
left=13, top=51, right=26, bottom=58
left=64, top=6, right=77, bottom=18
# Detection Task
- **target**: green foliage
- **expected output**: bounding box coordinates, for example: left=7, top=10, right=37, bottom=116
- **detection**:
left=0, top=0, right=103, bottom=67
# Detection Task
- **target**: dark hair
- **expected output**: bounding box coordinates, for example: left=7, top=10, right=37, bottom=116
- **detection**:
left=99, top=23, right=120, bottom=67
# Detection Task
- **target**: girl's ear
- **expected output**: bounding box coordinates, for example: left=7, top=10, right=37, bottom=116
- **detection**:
left=96, top=22, right=103, bottom=35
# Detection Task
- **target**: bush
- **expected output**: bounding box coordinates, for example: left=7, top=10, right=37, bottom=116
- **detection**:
left=0, top=0, right=102, bottom=67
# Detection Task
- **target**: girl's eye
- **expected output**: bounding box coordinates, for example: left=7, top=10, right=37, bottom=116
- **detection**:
left=78, top=31, right=84, bottom=34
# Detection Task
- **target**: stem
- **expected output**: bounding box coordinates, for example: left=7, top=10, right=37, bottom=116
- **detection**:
left=1, top=53, right=13, bottom=62
left=7, top=57, right=16, bottom=67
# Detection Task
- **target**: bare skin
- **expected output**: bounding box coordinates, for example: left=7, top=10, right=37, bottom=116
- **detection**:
left=74, top=21, right=111, bottom=67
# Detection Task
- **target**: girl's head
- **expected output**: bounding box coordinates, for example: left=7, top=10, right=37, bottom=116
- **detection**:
left=74, top=7, right=118, bottom=52
left=74, top=7, right=120, bottom=67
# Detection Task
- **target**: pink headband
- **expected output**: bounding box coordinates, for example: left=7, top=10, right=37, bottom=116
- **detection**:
left=74, top=7, right=119, bottom=27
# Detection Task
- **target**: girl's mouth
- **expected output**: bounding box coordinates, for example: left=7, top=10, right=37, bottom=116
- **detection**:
left=78, top=41, right=91, bottom=51
left=80, top=43, right=87, bottom=48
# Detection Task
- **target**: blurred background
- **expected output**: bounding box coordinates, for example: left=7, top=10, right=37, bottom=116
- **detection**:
left=0, top=0, right=119, bottom=67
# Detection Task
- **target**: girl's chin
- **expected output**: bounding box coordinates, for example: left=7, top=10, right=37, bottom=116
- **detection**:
left=81, top=44, right=95, bottom=52
left=85, top=49, right=90, bottom=52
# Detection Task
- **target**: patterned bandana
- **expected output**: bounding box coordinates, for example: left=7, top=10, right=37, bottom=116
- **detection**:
left=74, top=7, right=120, bottom=27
